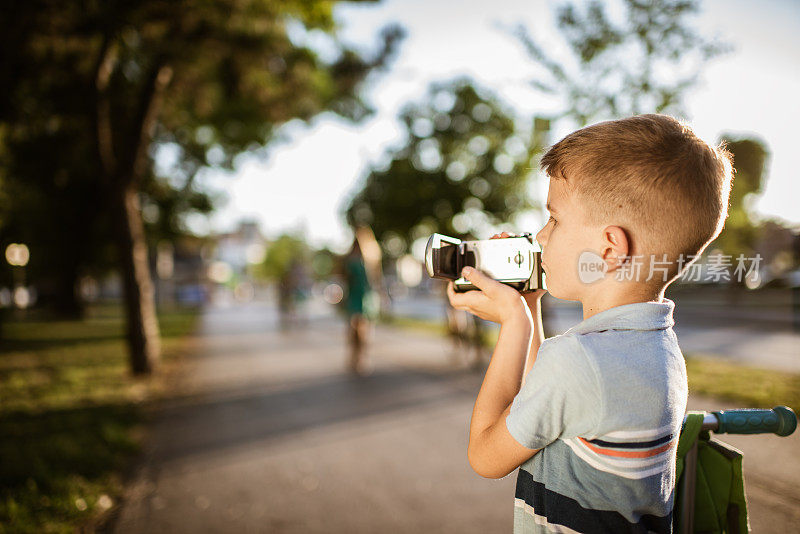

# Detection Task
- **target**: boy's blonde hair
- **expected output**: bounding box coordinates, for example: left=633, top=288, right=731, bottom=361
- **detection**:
left=541, top=114, right=733, bottom=281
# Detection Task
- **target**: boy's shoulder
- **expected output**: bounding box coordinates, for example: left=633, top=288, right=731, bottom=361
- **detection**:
left=532, top=300, right=686, bottom=410
left=549, top=314, right=684, bottom=382
left=532, top=331, right=603, bottom=383
left=547, top=299, right=681, bottom=366
left=525, top=299, right=683, bottom=387
left=508, top=317, right=686, bottom=452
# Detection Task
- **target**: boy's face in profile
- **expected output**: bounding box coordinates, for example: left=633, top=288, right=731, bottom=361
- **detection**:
left=535, top=179, right=600, bottom=302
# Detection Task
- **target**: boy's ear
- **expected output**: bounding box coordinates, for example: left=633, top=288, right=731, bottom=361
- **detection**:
left=600, top=225, right=630, bottom=273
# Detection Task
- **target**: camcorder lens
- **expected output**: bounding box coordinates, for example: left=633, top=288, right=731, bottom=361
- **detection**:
left=434, top=243, right=459, bottom=279
left=433, top=243, right=476, bottom=279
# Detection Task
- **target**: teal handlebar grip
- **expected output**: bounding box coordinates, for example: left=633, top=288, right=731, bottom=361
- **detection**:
left=713, top=406, right=797, bottom=437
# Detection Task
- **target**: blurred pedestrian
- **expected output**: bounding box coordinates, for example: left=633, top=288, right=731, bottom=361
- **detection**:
left=278, top=259, right=311, bottom=330
left=445, top=302, right=488, bottom=369
left=342, top=227, right=381, bottom=375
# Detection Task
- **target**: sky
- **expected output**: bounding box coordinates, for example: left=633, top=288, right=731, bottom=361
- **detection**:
left=198, top=0, right=800, bottom=253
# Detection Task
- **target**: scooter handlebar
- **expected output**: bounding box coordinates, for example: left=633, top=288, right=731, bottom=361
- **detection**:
left=712, top=406, right=797, bottom=437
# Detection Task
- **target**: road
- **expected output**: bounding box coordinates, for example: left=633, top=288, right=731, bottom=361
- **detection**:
left=112, top=300, right=800, bottom=533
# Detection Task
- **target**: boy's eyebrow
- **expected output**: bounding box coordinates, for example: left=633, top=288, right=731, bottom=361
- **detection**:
left=546, top=202, right=558, bottom=214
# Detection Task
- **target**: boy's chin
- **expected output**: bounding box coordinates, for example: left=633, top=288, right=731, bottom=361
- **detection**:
left=546, top=275, right=602, bottom=302
left=542, top=282, right=579, bottom=302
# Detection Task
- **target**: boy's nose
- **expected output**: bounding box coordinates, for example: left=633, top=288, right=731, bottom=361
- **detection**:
left=536, top=225, right=548, bottom=248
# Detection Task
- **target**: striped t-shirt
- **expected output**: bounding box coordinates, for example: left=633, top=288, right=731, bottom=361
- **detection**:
left=505, top=298, right=687, bottom=533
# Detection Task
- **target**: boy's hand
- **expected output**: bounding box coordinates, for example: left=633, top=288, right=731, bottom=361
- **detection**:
left=447, top=266, right=530, bottom=325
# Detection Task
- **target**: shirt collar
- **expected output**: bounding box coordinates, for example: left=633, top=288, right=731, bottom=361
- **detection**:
left=563, top=298, right=675, bottom=335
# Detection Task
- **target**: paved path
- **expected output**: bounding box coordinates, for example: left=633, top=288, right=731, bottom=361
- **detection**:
left=113, top=302, right=800, bottom=533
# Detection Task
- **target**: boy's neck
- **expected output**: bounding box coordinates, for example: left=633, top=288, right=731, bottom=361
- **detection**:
left=580, top=284, right=666, bottom=320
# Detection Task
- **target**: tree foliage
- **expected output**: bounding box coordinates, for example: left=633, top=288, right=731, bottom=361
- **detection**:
left=259, top=234, right=310, bottom=282
left=513, top=0, right=727, bottom=125
left=0, top=0, right=403, bottom=371
left=712, top=136, right=770, bottom=257
left=345, top=80, right=545, bottom=257
left=0, top=0, right=402, bottom=276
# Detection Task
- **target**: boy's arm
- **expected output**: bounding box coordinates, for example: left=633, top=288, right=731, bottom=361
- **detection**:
left=467, top=312, right=537, bottom=479
left=447, top=269, right=548, bottom=479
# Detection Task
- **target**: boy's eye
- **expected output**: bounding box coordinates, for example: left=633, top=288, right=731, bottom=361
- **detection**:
left=548, top=215, right=557, bottom=225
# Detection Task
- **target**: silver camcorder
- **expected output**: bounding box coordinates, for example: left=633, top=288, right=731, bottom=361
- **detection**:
left=424, top=233, right=546, bottom=293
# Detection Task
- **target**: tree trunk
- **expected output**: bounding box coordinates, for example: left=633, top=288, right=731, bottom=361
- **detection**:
left=93, top=36, right=171, bottom=375
left=114, top=185, right=160, bottom=375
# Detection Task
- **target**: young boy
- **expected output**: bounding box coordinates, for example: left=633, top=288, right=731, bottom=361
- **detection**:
left=447, top=114, right=733, bottom=533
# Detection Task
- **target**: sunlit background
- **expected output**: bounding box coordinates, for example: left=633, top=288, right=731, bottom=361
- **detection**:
left=1, top=0, right=799, bottom=532
left=199, top=0, right=799, bottom=250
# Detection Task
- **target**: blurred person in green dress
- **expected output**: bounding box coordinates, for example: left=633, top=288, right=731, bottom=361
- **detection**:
left=342, top=227, right=382, bottom=375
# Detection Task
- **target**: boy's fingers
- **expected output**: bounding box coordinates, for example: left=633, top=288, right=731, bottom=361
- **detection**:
left=461, top=267, right=494, bottom=294
left=447, top=279, right=479, bottom=310
left=447, top=281, right=463, bottom=307
left=490, top=231, right=512, bottom=240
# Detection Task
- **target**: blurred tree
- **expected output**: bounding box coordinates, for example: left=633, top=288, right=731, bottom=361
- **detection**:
left=311, top=247, right=338, bottom=281
left=711, top=136, right=770, bottom=258
left=344, top=80, right=545, bottom=256
left=259, top=234, right=310, bottom=282
left=513, top=0, right=728, bottom=125
left=0, top=112, right=115, bottom=317
left=0, top=1, right=402, bottom=373
left=259, top=233, right=312, bottom=325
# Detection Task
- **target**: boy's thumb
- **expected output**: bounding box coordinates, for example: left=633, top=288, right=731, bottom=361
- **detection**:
left=461, top=267, right=489, bottom=291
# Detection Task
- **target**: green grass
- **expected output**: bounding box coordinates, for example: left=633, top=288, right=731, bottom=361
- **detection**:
left=380, top=315, right=449, bottom=336
left=0, top=304, right=199, bottom=534
left=380, top=315, right=499, bottom=351
left=685, top=355, right=800, bottom=414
